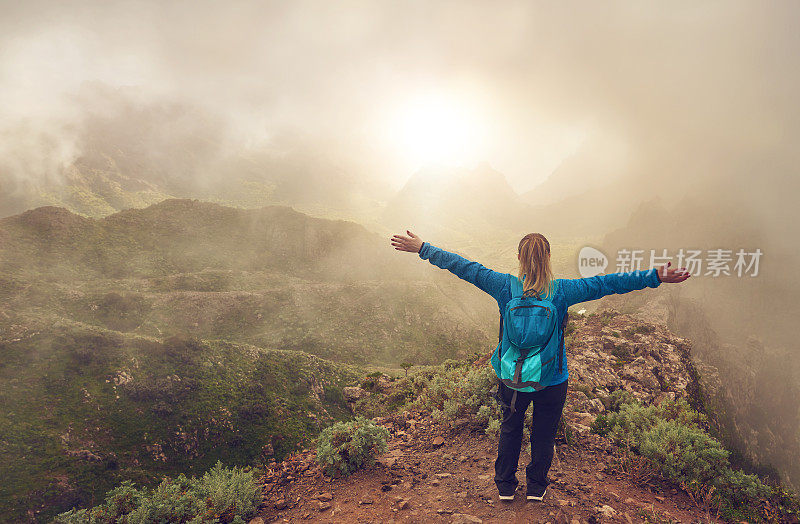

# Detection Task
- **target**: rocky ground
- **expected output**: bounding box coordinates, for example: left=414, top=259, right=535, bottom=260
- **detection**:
left=248, top=309, right=746, bottom=523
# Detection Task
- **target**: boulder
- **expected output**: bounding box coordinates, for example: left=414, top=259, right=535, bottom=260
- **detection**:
left=343, top=386, right=367, bottom=402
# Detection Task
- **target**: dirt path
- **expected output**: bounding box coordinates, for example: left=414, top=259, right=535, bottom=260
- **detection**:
left=255, top=410, right=721, bottom=523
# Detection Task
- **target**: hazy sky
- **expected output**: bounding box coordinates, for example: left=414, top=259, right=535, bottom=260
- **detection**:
left=1, top=0, right=798, bottom=193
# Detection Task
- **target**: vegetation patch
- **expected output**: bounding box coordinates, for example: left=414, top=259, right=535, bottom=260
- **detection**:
left=53, top=461, right=261, bottom=524
left=315, top=417, right=389, bottom=476
left=591, top=392, right=779, bottom=521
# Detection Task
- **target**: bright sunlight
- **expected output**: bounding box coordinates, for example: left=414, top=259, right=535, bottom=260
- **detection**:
left=390, top=91, right=487, bottom=169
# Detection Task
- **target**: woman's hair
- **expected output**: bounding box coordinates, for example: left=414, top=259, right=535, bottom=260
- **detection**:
left=517, top=233, right=553, bottom=298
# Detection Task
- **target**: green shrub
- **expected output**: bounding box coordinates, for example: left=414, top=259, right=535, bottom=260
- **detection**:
left=316, top=417, right=389, bottom=476
left=605, top=388, right=636, bottom=411
left=422, top=363, right=499, bottom=419
left=611, top=344, right=631, bottom=360
left=53, top=461, right=261, bottom=524
left=592, top=394, right=770, bottom=518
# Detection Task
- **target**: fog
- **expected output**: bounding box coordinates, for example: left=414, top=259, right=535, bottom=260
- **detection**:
left=2, top=1, right=795, bottom=197
left=2, top=0, right=800, bottom=486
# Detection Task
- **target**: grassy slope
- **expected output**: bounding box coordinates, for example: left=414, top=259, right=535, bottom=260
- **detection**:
left=0, top=199, right=495, bottom=366
left=0, top=322, right=360, bottom=522
left=0, top=199, right=498, bottom=521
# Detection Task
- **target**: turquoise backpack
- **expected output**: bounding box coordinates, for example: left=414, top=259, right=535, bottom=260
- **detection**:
left=490, top=275, right=565, bottom=418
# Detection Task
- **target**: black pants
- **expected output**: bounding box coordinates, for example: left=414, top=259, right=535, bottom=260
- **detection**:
left=494, top=379, right=568, bottom=494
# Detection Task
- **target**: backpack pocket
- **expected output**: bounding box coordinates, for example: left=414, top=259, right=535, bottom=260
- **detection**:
left=505, top=303, right=556, bottom=350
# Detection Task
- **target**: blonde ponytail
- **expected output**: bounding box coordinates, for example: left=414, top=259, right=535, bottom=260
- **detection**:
left=517, top=233, right=554, bottom=299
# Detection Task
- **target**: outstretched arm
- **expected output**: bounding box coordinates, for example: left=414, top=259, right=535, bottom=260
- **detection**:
left=391, top=230, right=507, bottom=302
left=561, top=261, right=691, bottom=307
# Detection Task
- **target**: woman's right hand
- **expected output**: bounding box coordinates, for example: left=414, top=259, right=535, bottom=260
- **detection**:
left=656, top=261, right=691, bottom=283
left=391, top=230, right=424, bottom=253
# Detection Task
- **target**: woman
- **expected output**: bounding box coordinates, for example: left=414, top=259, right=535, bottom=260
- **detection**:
left=390, top=231, right=690, bottom=502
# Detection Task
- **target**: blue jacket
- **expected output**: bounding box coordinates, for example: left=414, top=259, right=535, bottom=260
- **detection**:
left=418, top=242, right=662, bottom=387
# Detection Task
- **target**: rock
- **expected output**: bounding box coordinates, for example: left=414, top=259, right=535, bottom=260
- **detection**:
left=379, top=456, right=397, bottom=468
left=318, top=502, right=331, bottom=511
left=654, top=495, right=665, bottom=503
left=451, top=513, right=482, bottom=523
left=588, top=398, right=606, bottom=413
left=554, top=511, right=570, bottom=524
left=274, top=499, right=287, bottom=510
left=557, top=499, right=570, bottom=506
left=67, top=449, right=103, bottom=462
left=435, top=472, right=452, bottom=478
left=623, top=498, right=636, bottom=505
left=359, top=498, right=374, bottom=505
left=343, top=386, right=367, bottom=402
left=398, top=499, right=410, bottom=510
left=317, top=492, right=333, bottom=501
left=432, top=436, right=445, bottom=447
left=596, top=505, right=617, bottom=518
left=248, top=518, right=265, bottom=524
left=576, top=412, right=596, bottom=426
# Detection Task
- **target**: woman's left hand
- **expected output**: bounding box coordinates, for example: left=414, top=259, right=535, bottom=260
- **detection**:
left=391, top=230, right=424, bottom=253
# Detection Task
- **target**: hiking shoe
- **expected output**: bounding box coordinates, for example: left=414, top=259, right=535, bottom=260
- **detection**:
left=526, top=485, right=546, bottom=501
left=497, top=486, right=516, bottom=501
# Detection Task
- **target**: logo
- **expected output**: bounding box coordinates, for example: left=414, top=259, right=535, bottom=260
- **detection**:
left=578, top=246, right=608, bottom=278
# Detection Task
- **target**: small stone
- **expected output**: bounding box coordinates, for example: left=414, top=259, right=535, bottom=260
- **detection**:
left=318, top=502, right=331, bottom=511
left=437, top=508, right=454, bottom=514
left=381, top=484, right=393, bottom=492
left=248, top=518, right=265, bottom=524
left=432, top=436, right=445, bottom=447
left=359, top=498, right=374, bottom=505
left=451, top=513, right=482, bottom=523
left=435, top=473, right=452, bottom=478
left=274, top=499, right=287, bottom=510
left=623, top=497, right=636, bottom=505
left=431, top=480, right=441, bottom=486
left=596, top=505, right=617, bottom=518
left=317, top=492, right=333, bottom=502
left=654, top=495, right=665, bottom=502
left=557, top=499, right=570, bottom=506
left=398, top=499, right=410, bottom=510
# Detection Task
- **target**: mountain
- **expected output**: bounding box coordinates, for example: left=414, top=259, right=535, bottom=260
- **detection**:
left=596, top=195, right=800, bottom=488
left=0, top=83, right=383, bottom=223
left=0, top=325, right=359, bottom=522
left=0, top=199, right=496, bottom=365
left=521, top=134, right=627, bottom=208
left=191, top=311, right=800, bottom=522
left=0, top=199, right=502, bottom=522
left=380, top=163, right=534, bottom=252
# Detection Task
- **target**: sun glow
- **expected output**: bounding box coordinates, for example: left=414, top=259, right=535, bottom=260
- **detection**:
left=391, top=92, right=487, bottom=169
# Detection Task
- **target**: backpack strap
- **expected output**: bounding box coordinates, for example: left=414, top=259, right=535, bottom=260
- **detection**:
left=558, top=312, right=568, bottom=374
left=500, top=275, right=525, bottom=422
left=498, top=275, right=525, bottom=343
left=510, top=274, right=524, bottom=298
